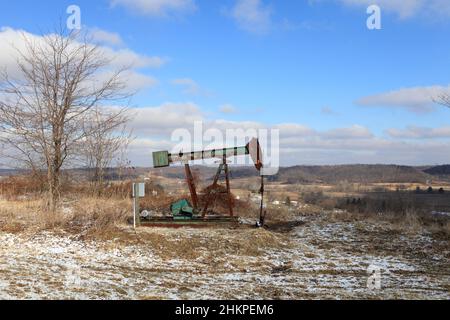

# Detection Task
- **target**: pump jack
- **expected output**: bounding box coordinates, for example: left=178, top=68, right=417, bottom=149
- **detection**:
left=147, top=138, right=265, bottom=227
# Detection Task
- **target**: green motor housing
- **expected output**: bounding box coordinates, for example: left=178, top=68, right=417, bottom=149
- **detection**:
left=170, top=199, right=195, bottom=220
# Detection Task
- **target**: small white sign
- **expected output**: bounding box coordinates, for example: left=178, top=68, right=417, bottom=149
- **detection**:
left=132, top=183, right=145, bottom=198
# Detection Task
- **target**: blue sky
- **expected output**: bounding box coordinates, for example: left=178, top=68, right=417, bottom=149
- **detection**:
left=1, top=0, right=450, bottom=166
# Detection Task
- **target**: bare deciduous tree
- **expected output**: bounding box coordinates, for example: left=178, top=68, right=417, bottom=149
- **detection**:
left=0, top=30, right=131, bottom=211
left=83, top=106, right=133, bottom=196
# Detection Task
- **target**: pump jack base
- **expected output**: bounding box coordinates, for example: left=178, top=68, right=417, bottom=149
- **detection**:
left=131, top=215, right=240, bottom=229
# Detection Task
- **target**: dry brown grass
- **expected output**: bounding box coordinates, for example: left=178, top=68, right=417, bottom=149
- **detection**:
left=0, top=199, right=46, bottom=233
left=0, top=197, right=131, bottom=239
left=64, top=197, right=130, bottom=238
left=0, top=174, right=147, bottom=201
left=140, top=193, right=179, bottom=212
left=0, top=175, right=46, bottom=200
left=328, top=207, right=450, bottom=237
left=0, top=176, right=150, bottom=239
left=125, top=226, right=290, bottom=260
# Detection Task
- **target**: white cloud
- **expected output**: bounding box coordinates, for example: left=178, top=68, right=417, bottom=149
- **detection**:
left=386, top=126, right=450, bottom=139
left=110, top=0, right=196, bottom=17
left=119, top=71, right=159, bottom=90
left=171, top=78, right=212, bottom=96
left=2, top=91, right=447, bottom=166
left=171, top=78, right=201, bottom=95
left=3, top=91, right=448, bottom=166
left=211, top=119, right=265, bottom=132
left=88, top=28, right=124, bottom=46
left=229, top=0, right=273, bottom=34
left=122, top=103, right=450, bottom=166
left=322, top=125, right=374, bottom=140
left=129, top=102, right=204, bottom=136
left=0, top=27, right=163, bottom=92
left=339, top=0, right=422, bottom=19
left=279, top=140, right=450, bottom=166
left=123, top=105, right=450, bottom=166
left=101, top=47, right=166, bottom=69
left=356, top=85, right=450, bottom=113
left=428, top=0, right=450, bottom=17
left=274, top=124, right=315, bottom=137
left=219, top=104, right=239, bottom=114
left=0, top=27, right=32, bottom=78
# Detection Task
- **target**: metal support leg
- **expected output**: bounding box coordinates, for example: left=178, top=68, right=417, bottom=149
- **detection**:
left=184, top=164, right=199, bottom=210
left=259, top=175, right=266, bottom=227
left=224, top=161, right=234, bottom=217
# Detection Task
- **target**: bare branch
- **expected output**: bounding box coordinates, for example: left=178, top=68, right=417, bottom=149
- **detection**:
left=0, top=29, right=133, bottom=210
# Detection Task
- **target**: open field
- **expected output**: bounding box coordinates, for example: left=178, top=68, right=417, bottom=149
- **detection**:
left=0, top=179, right=449, bottom=300
left=0, top=165, right=449, bottom=300
left=0, top=210, right=448, bottom=300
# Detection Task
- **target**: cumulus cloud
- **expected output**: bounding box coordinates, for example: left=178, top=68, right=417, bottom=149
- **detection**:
left=171, top=78, right=201, bottom=95
left=88, top=28, right=124, bottom=46
left=126, top=103, right=374, bottom=142
left=321, top=125, right=374, bottom=140
left=355, top=85, right=450, bottom=113
left=278, top=140, right=450, bottom=166
left=102, top=47, right=166, bottom=69
left=121, top=103, right=450, bottom=166
left=2, top=91, right=446, bottom=166
left=129, top=102, right=205, bottom=136
left=386, top=126, right=450, bottom=139
left=229, top=0, right=273, bottom=34
left=219, top=104, right=239, bottom=114
left=339, top=0, right=422, bottom=19
left=274, top=124, right=315, bottom=137
left=0, top=27, right=163, bottom=92
left=110, top=0, right=197, bottom=17
left=125, top=110, right=450, bottom=166
left=119, top=71, right=159, bottom=90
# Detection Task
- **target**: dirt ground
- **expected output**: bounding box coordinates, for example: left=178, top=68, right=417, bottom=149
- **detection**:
left=0, top=211, right=448, bottom=300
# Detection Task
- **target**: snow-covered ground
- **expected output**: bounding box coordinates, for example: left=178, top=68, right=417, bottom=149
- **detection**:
left=0, top=213, right=449, bottom=300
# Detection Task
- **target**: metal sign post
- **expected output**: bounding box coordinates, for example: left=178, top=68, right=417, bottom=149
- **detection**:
left=132, top=182, right=145, bottom=229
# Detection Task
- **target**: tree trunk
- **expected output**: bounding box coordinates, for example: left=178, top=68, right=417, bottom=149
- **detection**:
left=49, top=131, right=62, bottom=212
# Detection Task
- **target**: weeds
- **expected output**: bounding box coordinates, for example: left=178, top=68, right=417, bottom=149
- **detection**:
left=1, top=173, right=449, bottom=239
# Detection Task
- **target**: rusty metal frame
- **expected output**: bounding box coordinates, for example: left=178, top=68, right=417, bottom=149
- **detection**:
left=201, top=156, right=234, bottom=218
left=157, top=138, right=265, bottom=224
left=184, top=164, right=199, bottom=210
